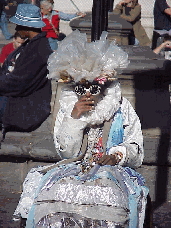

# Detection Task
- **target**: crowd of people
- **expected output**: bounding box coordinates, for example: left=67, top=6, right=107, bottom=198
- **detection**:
left=1, top=0, right=171, bottom=54
left=0, top=0, right=170, bottom=227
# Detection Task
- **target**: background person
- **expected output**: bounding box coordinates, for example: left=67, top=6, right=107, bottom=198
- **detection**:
left=0, top=31, right=25, bottom=66
left=13, top=30, right=149, bottom=228
left=0, top=0, right=13, bottom=40
left=152, top=0, right=171, bottom=49
left=153, top=34, right=171, bottom=99
left=40, top=0, right=85, bottom=50
left=153, top=35, right=171, bottom=57
left=0, top=4, right=52, bottom=138
left=113, top=0, right=150, bottom=46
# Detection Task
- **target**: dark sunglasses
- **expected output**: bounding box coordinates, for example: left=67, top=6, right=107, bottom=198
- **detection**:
left=74, top=84, right=102, bottom=96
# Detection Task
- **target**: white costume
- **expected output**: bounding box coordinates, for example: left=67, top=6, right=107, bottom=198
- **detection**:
left=13, top=30, right=149, bottom=228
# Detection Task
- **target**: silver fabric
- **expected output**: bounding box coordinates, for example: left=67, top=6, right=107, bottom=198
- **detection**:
left=35, top=211, right=129, bottom=228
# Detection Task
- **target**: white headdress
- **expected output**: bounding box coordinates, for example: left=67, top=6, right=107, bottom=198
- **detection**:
left=47, top=30, right=129, bottom=84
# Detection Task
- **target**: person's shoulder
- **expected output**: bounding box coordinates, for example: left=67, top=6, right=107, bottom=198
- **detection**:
left=121, top=97, right=130, bottom=110
left=120, top=97, right=139, bottom=123
left=3, top=42, right=13, bottom=48
left=155, top=0, right=166, bottom=5
left=1, top=42, right=13, bottom=51
left=134, top=3, right=141, bottom=9
left=36, top=33, right=53, bottom=54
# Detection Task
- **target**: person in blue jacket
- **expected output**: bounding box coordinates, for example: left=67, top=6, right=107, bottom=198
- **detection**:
left=0, top=0, right=13, bottom=40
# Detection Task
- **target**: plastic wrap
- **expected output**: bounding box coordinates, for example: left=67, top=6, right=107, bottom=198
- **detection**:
left=47, top=30, right=129, bottom=82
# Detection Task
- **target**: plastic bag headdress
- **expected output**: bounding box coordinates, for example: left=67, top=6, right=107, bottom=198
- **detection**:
left=47, top=30, right=129, bottom=84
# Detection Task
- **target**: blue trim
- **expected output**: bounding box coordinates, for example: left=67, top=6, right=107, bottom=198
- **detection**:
left=106, top=107, right=124, bottom=153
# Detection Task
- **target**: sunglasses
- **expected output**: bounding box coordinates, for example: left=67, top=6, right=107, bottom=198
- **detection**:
left=74, top=84, right=102, bottom=96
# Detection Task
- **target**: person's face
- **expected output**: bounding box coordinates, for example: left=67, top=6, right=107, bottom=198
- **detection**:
left=75, top=83, right=103, bottom=105
left=15, top=28, right=29, bottom=39
left=40, top=4, right=51, bottom=15
left=13, top=36, right=25, bottom=49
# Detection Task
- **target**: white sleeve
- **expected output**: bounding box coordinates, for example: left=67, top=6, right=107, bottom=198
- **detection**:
left=53, top=88, right=87, bottom=159
left=109, top=97, right=144, bottom=169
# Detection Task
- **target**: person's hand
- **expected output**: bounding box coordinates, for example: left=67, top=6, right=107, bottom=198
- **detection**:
left=5, top=5, right=9, bottom=10
left=97, top=154, right=118, bottom=166
left=163, top=40, right=171, bottom=48
left=76, top=12, right=86, bottom=17
left=119, top=1, right=125, bottom=6
left=97, top=152, right=123, bottom=166
left=71, top=95, right=95, bottom=119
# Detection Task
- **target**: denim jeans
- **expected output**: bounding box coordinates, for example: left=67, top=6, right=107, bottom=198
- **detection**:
left=48, top=37, right=58, bottom=50
left=0, top=96, right=7, bottom=123
left=129, top=35, right=139, bottom=46
left=0, top=11, right=13, bottom=40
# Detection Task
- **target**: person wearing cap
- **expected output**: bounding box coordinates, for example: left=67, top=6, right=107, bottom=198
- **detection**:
left=13, top=30, right=149, bottom=227
left=0, top=4, right=52, bottom=138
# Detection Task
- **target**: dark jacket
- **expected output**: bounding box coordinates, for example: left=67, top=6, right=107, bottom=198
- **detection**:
left=154, top=0, right=171, bottom=30
left=0, top=32, right=53, bottom=132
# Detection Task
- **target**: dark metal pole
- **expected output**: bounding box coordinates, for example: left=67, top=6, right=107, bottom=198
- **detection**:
left=91, top=0, right=101, bottom=41
left=108, top=0, right=114, bottom=12
left=101, top=0, right=109, bottom=32
left=91, top=0, right=109, bottom=42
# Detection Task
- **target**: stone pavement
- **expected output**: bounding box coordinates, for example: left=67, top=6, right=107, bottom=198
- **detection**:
left=0, top=22, right=171, bottom=228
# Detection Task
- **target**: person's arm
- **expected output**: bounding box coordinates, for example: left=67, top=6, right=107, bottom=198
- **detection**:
left=113, top=3, right=124, bottom=15
left=164, top=7, right=171, bottom=15
left=58, top=11, right=85, bottom=21
left=0, top=45, right=8, bottom=66
left=53, top=88, right=88, bottom=159
left=120, top=4, right=141, bottom=22
left=153, top=40, right=171, bottom=54
left=107, top=98, right=144, bottom=169
left=156, top=0, right=171, bottom=16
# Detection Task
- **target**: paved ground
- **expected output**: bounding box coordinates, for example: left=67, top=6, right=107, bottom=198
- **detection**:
left=0, top=22, right=171, bottom=228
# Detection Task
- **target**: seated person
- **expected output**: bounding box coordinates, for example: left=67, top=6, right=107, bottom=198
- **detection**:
left=153, top=34, right=171, bottom=98
left=0, top=4, right=52, bottom=138
left=153, top=34, right=171, bottom=59
left=113, top=0, right=150, bottom=46
left=0, top=31, right=25, bottom=66
left=13, top=30, right=149, bottom=228
left=40, top=0, right=85, bottom=50
left=152, top=0, right=171, bottom=50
